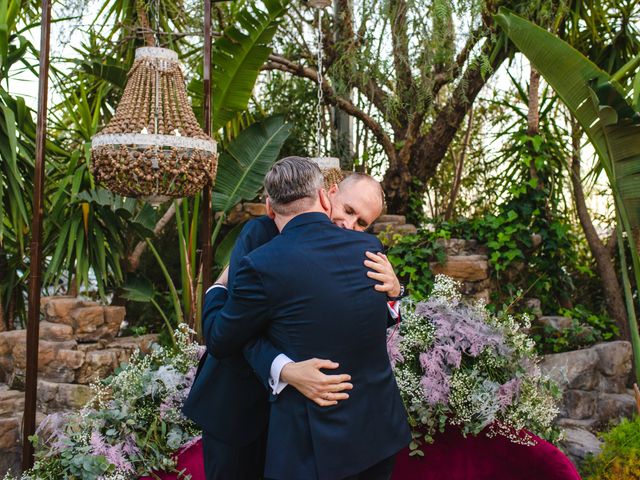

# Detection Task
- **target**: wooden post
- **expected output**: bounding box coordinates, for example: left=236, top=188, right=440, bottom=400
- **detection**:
left=200, top=0, right=213, bottom=291
left=22, top=0, right=51, bottom=470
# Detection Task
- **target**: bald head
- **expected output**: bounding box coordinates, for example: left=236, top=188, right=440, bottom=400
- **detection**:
left=327, top=173, right=385, bottom=231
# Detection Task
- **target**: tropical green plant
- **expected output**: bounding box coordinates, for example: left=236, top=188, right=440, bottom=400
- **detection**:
left=125, top=114, right=291, bottom=339
left=0, top=0, right=48, bottom=328
left=34, top=0, right=291, bottom=340
left=385, top=230, right=447, bottom=301
left=495, top=8, right=640, bottom=381
left=189, top=0, right=290, bottom=131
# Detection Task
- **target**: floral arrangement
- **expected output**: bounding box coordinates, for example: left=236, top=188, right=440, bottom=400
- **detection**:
left=389, top=275, right=562, bottom=454
left=7, top=325, right=202, bottom=480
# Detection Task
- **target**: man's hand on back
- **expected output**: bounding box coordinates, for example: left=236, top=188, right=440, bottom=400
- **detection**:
left=364, top=251, right=401, bottom=298
left=280, top=359, right=353, bottom=407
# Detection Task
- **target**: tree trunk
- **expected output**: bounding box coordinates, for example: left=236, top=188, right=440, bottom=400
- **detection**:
left=527, top=67, right=540, bottom=135
left=381, top=159, right=412, bottom=214
left=136, top=0, right=156, bottom=47
left=399, top=45, right=508, bottom=215
left=527, top=66, right=542, bottom=187
left=445, top=108, right=474, bottom=220
left=128, top=201, right=179, bottom=272
left=570, top=120, right=629, bottom=340
left=0, top=249, right=6, bottom=331
left=332, top=0, right=354, bottom=170
left=7, top=296, right=14, bottom=331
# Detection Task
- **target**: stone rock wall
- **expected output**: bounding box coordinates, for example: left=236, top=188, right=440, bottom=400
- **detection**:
left=540, top=341, right=635, bottom=466
left=0, top=297, right=158, bottom=477
left=430, top=239, right=491, bottom=302
left=216, top=202, right=267, bottom=225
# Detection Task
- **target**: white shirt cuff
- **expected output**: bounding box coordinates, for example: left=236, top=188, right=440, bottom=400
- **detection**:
left=387, top=300, right=400, bottom=319
left=205, top=284, right=228, bottom=295
left=269, top=353, right=294, bottom=395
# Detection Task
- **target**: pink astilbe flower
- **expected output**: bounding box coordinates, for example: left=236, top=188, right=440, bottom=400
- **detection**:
left=419, top=349, right=452, bottom=404
left=411, top=298, right=510, bottom=406
left=497, top=378, right=522, bottom=409
left=386, top=330, right=404, bottom=368
left=90, top=430, right=108, bottom=456
left=105, top=443, right=134, bottom=473
left=123, top=435, right=141, bottom=457
left=420, top=374, right=450, bottom=404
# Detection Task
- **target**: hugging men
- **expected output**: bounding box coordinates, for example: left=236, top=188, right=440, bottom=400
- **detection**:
left=184, top=157, right=409, bottom=480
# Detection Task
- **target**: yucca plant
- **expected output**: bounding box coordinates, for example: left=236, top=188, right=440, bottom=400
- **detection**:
left=495, top=8, right=640, bottom=382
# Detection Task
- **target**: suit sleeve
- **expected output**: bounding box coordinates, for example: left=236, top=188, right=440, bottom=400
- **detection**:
left=201, top=286, right=228, bottom=344
left=206, top=256, right=272, bottom=359
left=230, top=219, right=283, bottom=386
left=242, top=337, right=282, bottom=389
left=228, top=217, right=277, bottom=292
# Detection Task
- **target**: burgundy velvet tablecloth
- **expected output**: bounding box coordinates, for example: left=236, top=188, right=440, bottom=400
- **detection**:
left=392, top=426, right=581, bottom=480
left=141, top=427, right=581, bottom=480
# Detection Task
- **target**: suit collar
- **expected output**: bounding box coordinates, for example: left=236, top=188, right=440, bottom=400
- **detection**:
left=281, top=212, right=332, bottom=233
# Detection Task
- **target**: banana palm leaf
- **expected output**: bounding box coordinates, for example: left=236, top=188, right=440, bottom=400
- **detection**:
left=494, top=8, right=640, bottom=382
left=495, top=8, right=640, bottom=227
left=210, top=0, right=289, bottom=131
left=212, top=114, right=291, bottom=214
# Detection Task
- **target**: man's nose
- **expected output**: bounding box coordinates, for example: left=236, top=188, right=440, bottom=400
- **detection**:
left=345, top=218, right=357, bottom=230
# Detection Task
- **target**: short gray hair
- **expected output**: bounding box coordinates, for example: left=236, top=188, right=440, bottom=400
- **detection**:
left=264, top=156, right=324, bottom=215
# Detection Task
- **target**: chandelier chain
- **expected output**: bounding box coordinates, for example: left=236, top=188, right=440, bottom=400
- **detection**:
left=154, top=0, right=160, bottom=47
left=316, top=7, right=324, bottom=157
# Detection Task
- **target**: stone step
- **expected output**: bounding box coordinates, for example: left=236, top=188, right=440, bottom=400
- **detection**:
left=37, top=380, right=92, bottom=413
left=560, top=427, right=602, bottom=466
left=40, top=297, right=126, bottom=343
left=375, top=214, right=406, bottom=225
left=0, top=385, right=23, bottom=418
left=556, top=417, right=599, bottom=432
left=538, top=316, right=572, bottom=330
left=430, top=255, right=489, bottom=282
left=372, top=222, right=418, bottom=235
left=597, top=391, right=637, bottom=423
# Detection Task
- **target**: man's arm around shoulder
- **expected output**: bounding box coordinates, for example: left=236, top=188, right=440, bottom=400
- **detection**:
left=206, top=256, right=271, bottom=358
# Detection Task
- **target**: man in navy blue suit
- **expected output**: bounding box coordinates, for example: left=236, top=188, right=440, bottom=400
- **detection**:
left=204, top=157, right=410, bottom=479
left=183, top=164, right=405, bottom=479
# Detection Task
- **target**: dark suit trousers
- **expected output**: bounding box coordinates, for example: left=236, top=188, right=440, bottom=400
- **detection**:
left=340, top=454, right=397, bottom=480
left=202, top=430, right=267, bottom=480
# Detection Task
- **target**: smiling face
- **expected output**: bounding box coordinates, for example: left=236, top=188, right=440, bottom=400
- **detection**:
left=327, top=176, right=384, bottom=231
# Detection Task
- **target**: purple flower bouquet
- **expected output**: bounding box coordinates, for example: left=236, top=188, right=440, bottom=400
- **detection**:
left=389, top=275, right=562, bottom=455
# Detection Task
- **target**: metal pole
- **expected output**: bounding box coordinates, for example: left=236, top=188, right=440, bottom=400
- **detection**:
left=22, top=0, right=51, bottom=470
left=200, top=0, right=213, bottom=289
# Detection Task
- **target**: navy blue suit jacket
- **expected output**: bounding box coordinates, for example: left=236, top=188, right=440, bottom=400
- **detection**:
left=207, top=213, right=410, bottom=480
left=182, top=216, right=280, bottom=446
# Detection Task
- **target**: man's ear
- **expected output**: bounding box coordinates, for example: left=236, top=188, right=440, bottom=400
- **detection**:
left=319, top=188, right=331, bottom=214
left=327, top=183, right=339, bottom=196
left=265, top=197, right=276, bottom=219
